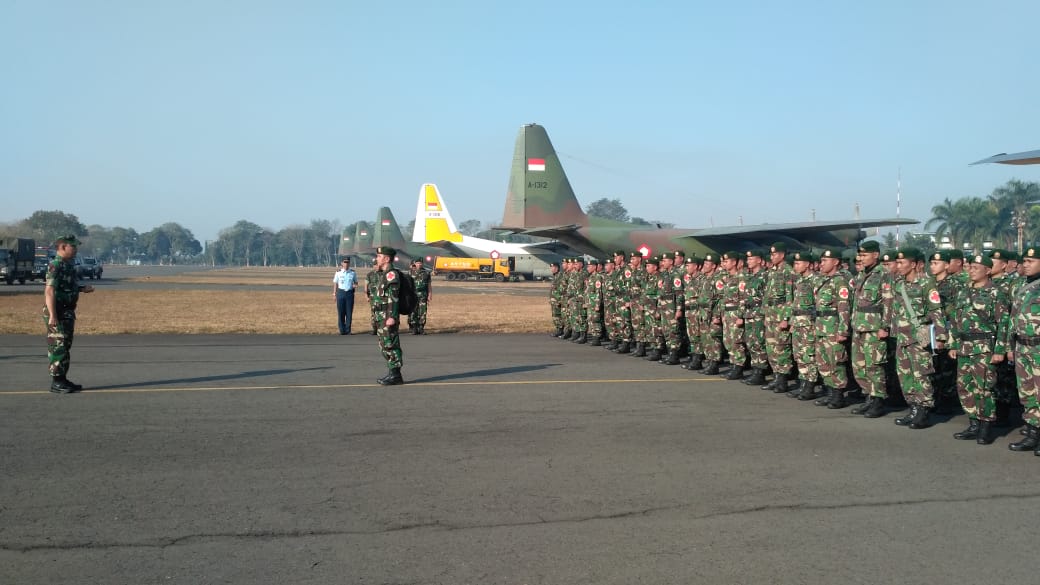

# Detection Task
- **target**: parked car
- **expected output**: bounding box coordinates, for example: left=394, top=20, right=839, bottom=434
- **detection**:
left=74, top=257, right=103, bottom=280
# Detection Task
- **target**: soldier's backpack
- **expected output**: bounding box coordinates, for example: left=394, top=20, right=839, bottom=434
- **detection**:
left=393, top=269, right=418, bottom=315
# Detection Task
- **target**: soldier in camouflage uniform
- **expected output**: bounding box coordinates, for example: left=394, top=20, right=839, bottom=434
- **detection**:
left=365, top=268, right=381, bottom=335
left=786, top=252, right=820, bottom=400
left=43, top=234, right=95, bottom=393
left=813, top=248, right=853, bottom=408
left=719, top=251, right=748, bottom=380
left=372, top=246, right=405, bottom=385
left=569, top=258, right=589, bottom=343
left=627, top=252, right=649, bottom=356
left=407, top=259, right=432, bottom=335
left=849, top=241, right=893, bottom=418
left=1007, top=247, right=1040, bottom=454
left=601, top=257, right=618, bottom=349
left=948, top=254, right=1009, bottom=445
left=655, top=253, right=684, bottom=364
left=585, top=259, right=605, bottom=345
left=612, top=251, right=635, bottom=354
left=741, top=249, right=769, bottom=385
left=890, top=247, right=948, bottom=428
left=762, top=243, right=796, bottom=392
left=680, top=255, right=704, bottom=369
left=880, top=250, right=903, bottom=401
left=549, top=262, right=564, bottom=337
left=699, top=254, right=726, bottom=374
left=928, top=250, right=960, bottom=410
left=642, top=256, right=665, bottom=360
left=990, top=250, right=1022, bottom=417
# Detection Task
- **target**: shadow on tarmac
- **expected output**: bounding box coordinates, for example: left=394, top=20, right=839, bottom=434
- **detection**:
left=410, top=363, right=562, bottom=384
left=88, top=366, right=333, bottom=390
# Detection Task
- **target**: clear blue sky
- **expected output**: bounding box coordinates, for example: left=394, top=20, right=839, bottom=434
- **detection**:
left=3, top=0, right=1038, bottom=243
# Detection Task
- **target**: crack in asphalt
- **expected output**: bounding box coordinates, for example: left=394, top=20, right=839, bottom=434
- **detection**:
left=4, top=491, right=1039, bottom=553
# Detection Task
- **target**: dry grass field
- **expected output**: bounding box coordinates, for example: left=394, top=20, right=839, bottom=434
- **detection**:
left=0, top=267, right=553, bottom=335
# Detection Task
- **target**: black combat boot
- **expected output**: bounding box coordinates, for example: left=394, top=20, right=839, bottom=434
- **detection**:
left=796, top=379, right=817, bottom=401
left=850, top=396, right=874, bottom=415
left=49, top=377, right=78, bottom=394
left=894, top=405, right=917, bottom=426
left=769, top=373, right=790, bottom=393
left=863, top=397, right=887, bottom=418
left=814, top=386, right=832, bottom=406
left=976, top=421, right=994, bottom=445
left=743, top=368, right=766, bottom=386
left=827, top=387, right=847, bottom=409
left=909, top=406, right=932, bottom=429
left=552, top=327, right=564, bottom=338
left=724, top=366, right=744, bottom=380
left=589, top=336, right=602, bottom=346
left=689, top=354, right=704, bottom=370
left=662, top=350, right=680, bottom=365
left=645, top=346, right=662, bottom=361
left=605, top=338, right=618, bottom=351
left=702, top=360, right=720, bottom=375
left=615, top=341, right=631, bottom=354
left=953, top=418, right=980, bottom=440
left=63, top=378, right=84, bottom=391
left=378, top=368, right=404, bottom=386
left=574, top=332, right=588, bottom=344
left=1009, top=425, right=1040, bottom=451
left=561, top=328, right=573, bottom=340
left=631, top=342, right=647, bottom=357
left=412, top=326, right=421, bottom=335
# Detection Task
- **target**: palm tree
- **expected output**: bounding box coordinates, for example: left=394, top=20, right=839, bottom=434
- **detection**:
left=925, top=198, right=957, bottom=240
left=988, top=179, right=1040, bottom=251
left=950, top=197, right=997, bottom=253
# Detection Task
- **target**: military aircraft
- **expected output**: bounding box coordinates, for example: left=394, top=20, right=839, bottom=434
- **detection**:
left=411, top=182, right=568, bottom=279
left=370, top=206, right=442, bottom=265
left=339, top=221, right=373, bottom=260
left=972, top=149, right=1040, bottom=166
left=498, top=123, right=918, bottom=258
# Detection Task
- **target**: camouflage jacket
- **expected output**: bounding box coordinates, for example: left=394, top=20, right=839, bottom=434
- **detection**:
left=1009, top=277, right=1040, bottom=344
left=814, top=270, right=852, bottom=336
left=45, top=258, right=80, bottom=315
left=681, top=271, right=701, bottom=311
left=891, top=274, right=947, bottom=347
left=763, top=263, right=795, bottom=318
left=366, top=270, right=380, bottom=298
left=586, top=271, right=604, bottom=311
left=742, top=268, right=767, bottom=320
left=719, top=269, right=744, bottom=318
left=657, top=268, right=682, bottom=312
left=643, top=270, right=662, bottom=306
left=789, top=271, right=817, bottom=329
left=410, top=267, right=432, bottom=297
left=550, top=270, right=565, bottom=301
left=372, top=268, right=401, bottom=318
left=625, top=265, right=646, bottom=305
left=851, top=264, right=892, bottom=333
left=934, top=274, right=961, bottom=328
left=949, top=280, right=1009, bottom=356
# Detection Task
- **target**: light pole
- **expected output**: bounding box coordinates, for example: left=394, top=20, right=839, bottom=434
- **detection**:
left=1012, top=210, right=1027, bottom=255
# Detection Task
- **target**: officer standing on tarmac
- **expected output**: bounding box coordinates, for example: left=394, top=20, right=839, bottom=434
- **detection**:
left=585, top=259, right=605, bottom=345
left=700, top=254, right=726, bottom=375
left=570, top=257, right=589, bottom=343
left=948, top=253, right=1008, bottom=445
left=787, top=251, right=821, bottom=400
left=601, top=257, right=619, bottom=349
left=929, top=250, right=961, bottom=411
left=741, top=249, right=769, bottom=386
left=44, top=234, right=95, bottom=393
left=813, top=248, right=853, bottom=408
left=371, top=246, right=405, bottom=385
left=681, top=255, right=704, bottom=369
left=627, top=252, right=649, bottom=357
left=890, top=247, right=947, bottom=429
left=849, top=241, right=893, bottom=418
left=719, top=251, right=748, bottom=380
left=549, top=262, right=564, bottom=337
left=641, top=256, right=664, bottom=360
left=408, top=258, right=432, bottom=335
left=1007, top=247, right=1040, bottom=454
left=762, top=243, right=796, bottom=392
left=656, top=253, right=684, bottom=365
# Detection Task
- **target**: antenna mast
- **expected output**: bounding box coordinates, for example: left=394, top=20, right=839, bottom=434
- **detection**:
left=895, top=168, right=902, bottom=246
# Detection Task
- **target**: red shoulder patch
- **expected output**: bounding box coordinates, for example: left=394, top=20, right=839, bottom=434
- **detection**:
left=386, top=271, right=396, bottom=282
left=738, top=281, right=746, bottom=292
left=657, top=279, right=664, bottom=288
left=624, top=269, right=632, bottom=278
left=715, top=280, right=724, bottom=290
left=838, top=287, right=849, bottom=299
left=929, top=289, right=941, bottom=304
left=674, top=277, right=682, bottom=288
left=595, top=280, right=601, bottom=289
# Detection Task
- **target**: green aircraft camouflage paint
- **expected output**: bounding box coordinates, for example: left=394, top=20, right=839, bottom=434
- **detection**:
left=500, top=123, right=918, bottom=258
left=370, top=206, right=441, bottom=265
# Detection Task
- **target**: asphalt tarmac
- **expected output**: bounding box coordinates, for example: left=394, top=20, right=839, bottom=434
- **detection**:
left=3, top=332, right=1039, bottom=584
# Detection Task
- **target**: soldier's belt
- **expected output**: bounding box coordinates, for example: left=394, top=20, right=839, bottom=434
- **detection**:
left=769, top=296, right=786, bottom=302
left=958, top=332, right=994, bottom=341
left=723, top=305, right=741, bottom=312
left=1016, top=334, right=1040, bottom=346
left=791, top=309, right=815, bottom=317
left=816, top=309, right=838, bottom=317
left=855, top=305, right=882, bottom=313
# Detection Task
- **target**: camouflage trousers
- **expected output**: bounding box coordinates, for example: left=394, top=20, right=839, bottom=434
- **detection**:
left=1016, top=347, right=1040, bottom=427
left=550, top=297, right=563, bottom=330
left=684, top=307, right=703, bottom=355
left=744, top=316, right=767, bottom=368
left=603, top=298, right=617, bottom=340
left=895, top=341, right=936, bottom=408
left=722, top=310, right=747, bottom=367
left=369, top=301, right=379, bottom=334
left=630, top=302, right=646, bottom=343
left=45, top=316, right=76, bottom=378
left=763, top=313, right=793, bottom=373
left=815, top=335, right=848, bottom=389
left=955, top=353, right=997, bottom=422
left=615, top=303, right=633, bottom=342
left=852, top=331, right=888, bottom=398
left=791, top=320, right=818, bottom=382
left=407, top=296, right=429, bottom=330
left=643, top=302, right=663, bottom=348
left=932, top=352, right=958, bottom=400
left=569, top=298, right=587, bottom=333
left=374, top=312, right=403, bottom=369
left=701, top=314, right=724, bottom=361
left=659, top=303, right=682, bottom=351
left=586, top=305, right=604, bottom=338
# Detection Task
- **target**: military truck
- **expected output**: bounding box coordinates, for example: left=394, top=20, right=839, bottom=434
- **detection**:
left=33, top=245, right=56, bottom=281
left=0, top=237, right=37, bottom=284
left=433, top=256, right=513, bottom=281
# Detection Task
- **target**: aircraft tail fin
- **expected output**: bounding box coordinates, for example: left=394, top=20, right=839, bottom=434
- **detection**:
left=352, top=221, right=372, bottom=254
left=338, top=227, right=353, bottom=257
left=501, top=123, right=587, bottom=229
left=373, top=207, right=408, bottom=249
left=413, top=183, right=463, bottom=244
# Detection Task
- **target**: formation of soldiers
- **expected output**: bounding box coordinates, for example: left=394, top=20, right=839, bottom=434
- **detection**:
left=549, top=242, right=1040, bottom=453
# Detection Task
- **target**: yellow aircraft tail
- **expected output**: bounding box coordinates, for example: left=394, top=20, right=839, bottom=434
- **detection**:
left=413, top=183, right=463, bottom=243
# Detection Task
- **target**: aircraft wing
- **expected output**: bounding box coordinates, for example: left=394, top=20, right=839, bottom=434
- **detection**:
left=498, top=224, right=605, bottom=257
left=971, top=150, right=1040, bottom=166
left=682, top=217, right=918, bottom=239
left=421, top=240, right=471, bottom=257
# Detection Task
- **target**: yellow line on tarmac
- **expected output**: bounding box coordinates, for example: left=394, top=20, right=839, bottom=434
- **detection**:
left=2, top=377, right=726, bottom=396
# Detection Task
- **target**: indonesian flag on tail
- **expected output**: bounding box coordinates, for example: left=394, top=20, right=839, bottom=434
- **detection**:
left=527, top=158, right=546, bottom=172
left=381, top=219, right=391, bottom=226
left=426, top=201, right=438, bottom=209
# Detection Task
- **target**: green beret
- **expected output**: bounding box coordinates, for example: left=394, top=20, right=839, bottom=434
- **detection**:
left=792, top=251, right=813, bottom=262
left=673, top=250, right=685, bottom=258
left=969, top=254, right=993, bottom=267
left=55, top=234, right=82, bottom=247
left=629, top=251, right=643, bottom=259
left=722, top=250, right=741, bottom=261
left=685, top=255, right=700, bottom=265
left=376, top=246, right=396, bottom=257
left=769, top=242, right=787, bottom=253
left=1005, top=250, right=1019, bottom=261
left=702, top=253, right=719, bottom=264
left=948, top=249, right=964, bottom=260
left=746, top=249, right=765, bottom=259
left=930, top=250, right=951, bottom=263
left=588, top=258, right=600, bottom=265
left=858, top=241, right=880, bottom=253
left=573, top=256, right=585, bottom=263
left=897, top=247, right=924, bottom=262
left=820, top=247, right=842, bottom=259
left=645, top=255, right=660, bottom=265
left=989, top=249, right=1009, bottom=261
left=1025, top=247, right=1039, bottom=259
left=612, top=249, right=626, bottom=257
left=881, top=249, right=897, bottom=262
